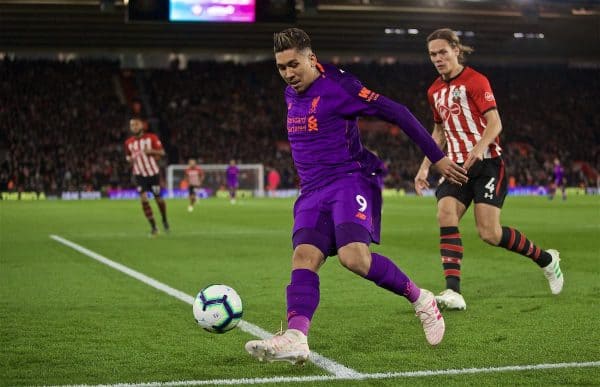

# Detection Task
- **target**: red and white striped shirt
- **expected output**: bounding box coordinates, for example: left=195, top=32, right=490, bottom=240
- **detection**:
left=124, top=133, right=163, bottom=177
left=428, top=66, right=502, bottom=163
left=185, top=166, right=204, bottom=187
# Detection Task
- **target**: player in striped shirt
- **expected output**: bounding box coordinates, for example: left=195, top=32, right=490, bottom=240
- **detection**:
left=184, top=159, right=205, bottom=212
left=125, top=118, right=169, bottom=237
left=414, top=28, right=563, bottom=310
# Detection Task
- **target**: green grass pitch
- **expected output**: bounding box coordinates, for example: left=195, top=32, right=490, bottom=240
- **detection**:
left=1, top=195, right=599, bottom=386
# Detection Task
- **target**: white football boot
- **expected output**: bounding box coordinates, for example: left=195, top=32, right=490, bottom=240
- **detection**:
left=414, top=289, right=445, bottom=346
left=435, top=288, right=467, bottom=311
left=245, top=329, right=310, bottom=365
left=543, top=249, right=564, bottom=295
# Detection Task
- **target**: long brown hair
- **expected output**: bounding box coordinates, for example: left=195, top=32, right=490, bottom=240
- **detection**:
left=427, top=28, right=474, bottom=64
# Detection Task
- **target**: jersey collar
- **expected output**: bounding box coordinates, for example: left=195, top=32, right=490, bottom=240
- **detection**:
left=442, top=66, right=467, bottom=84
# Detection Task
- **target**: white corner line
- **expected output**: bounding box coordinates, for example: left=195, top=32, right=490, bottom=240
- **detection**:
left=49, top=361, right=600, bottom=386
left=49, top=235, right=362, bottom=379
left=48, top=236, right=600, bottom=386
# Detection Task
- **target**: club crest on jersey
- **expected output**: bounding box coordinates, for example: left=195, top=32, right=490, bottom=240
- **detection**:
left=308, top=96, right=321, bottom=114
left=452, top=89, right=461, bottom=103
left=308, top=115, right=318, bottom=131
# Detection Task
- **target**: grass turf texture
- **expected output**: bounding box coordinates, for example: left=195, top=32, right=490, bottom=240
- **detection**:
left=1, top=196, right=599, bottom=386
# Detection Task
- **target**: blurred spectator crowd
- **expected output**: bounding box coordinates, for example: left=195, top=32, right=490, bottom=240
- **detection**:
left=1, top=59, right=598, bottom=194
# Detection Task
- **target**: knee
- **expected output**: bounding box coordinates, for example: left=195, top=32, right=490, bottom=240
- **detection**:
left=437, top=207, right=458, bottom=225
left=478, top=225, right=500, bottom=245
left=292, top=245, right=324, bottom=272
left=338, top=242, right=370, bottom=276
left=338, top=253, right=361, bottom=273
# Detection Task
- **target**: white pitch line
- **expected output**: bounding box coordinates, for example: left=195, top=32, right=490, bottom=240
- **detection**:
left=48, top=235, right=600, bottom=387
left=49, top=235, right=362, bottom=379
left=51, top=361, right=600, bottom=386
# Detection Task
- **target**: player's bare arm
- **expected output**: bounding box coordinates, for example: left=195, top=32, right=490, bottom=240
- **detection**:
left=415, top=123, right=448, bottom=195
left=463, top=108, right=502, bottom=170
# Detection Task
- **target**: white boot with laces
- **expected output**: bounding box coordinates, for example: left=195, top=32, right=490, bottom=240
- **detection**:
left=245, top=329, right=310, bottom=365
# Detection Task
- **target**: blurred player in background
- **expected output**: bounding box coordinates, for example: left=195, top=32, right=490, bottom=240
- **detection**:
left=226, top=159, right=239, bottom=204
left=413, top=28, right=563, bottom=311
left=124, top=117, right=169, bottom=237
left=184, top=158, right=205, bottom=212
left=245, top=28, right=469, bottom=365
left=548, top=157, right=566, bottom=201
left=266, top=166, right=281, bottom=197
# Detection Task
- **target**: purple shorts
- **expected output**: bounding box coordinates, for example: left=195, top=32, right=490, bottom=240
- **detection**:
left=292, top=173, right=382, bottom=257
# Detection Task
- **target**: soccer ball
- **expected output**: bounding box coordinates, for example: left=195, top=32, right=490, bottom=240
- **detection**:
left=193, top=284, right=243, bottom=333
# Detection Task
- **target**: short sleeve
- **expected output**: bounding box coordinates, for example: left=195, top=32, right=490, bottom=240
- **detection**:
left=469, top=74, right=497, bottom=115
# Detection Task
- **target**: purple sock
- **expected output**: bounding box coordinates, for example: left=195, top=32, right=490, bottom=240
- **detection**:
left=286, top=269, right=320, bottom=336
left=288, top=315, right=311, bottom=336
left=365, top=253, right=421, bottom=303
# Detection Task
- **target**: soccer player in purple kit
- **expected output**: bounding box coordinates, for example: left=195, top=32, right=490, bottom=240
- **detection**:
left=244, top=28, right=469, bottom=365
left=226, top=159, right=239, bottom=204
left=549, top=158, right=566, bottom=201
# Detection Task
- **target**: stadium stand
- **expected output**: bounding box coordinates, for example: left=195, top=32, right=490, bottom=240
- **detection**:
left=1, top=59, right=598, bottom=194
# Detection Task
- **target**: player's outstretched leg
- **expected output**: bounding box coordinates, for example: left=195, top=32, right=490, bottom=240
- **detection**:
left=364, top=253, right=445, bottom=345
left=498, top=227, right=564, bottom=294
left=245, top=329, right=310, bottom=365
left=543, top=249, right=564, bottom=294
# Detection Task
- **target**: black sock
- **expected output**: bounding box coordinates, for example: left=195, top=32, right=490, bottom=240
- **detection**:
left=440, top=226, right=463, bottom=293
left=142, top=201, right=156, bottom=229
left=498, top=226, right=552, bottom=267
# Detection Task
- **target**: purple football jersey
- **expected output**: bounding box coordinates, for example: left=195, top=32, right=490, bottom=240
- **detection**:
left=226, top=165, right=239, bottom=187
left=554, top=164, right=564, bottom=184
left=284, top=63, right=445, bottom=192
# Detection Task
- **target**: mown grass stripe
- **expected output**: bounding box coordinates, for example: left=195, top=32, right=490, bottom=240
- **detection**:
left=49, top=235, right=362, bottom=379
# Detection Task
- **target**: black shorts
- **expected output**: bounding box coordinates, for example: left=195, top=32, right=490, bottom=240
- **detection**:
left=188, top=185, right=200, bottom=196
left=436, top=157, right=507, bottom=209
left=135, top=175, right=162, bottom=197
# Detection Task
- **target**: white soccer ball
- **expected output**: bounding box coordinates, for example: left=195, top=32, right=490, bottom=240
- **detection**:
left=193, top=284, right=243, bottom=333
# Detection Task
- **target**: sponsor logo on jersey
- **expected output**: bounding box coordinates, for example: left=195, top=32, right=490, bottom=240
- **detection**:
left=438, top=103, right=462, bottom=122
left=358, top=87, right=380, bottom=102
left=355, top=212, right=367, bottom=220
